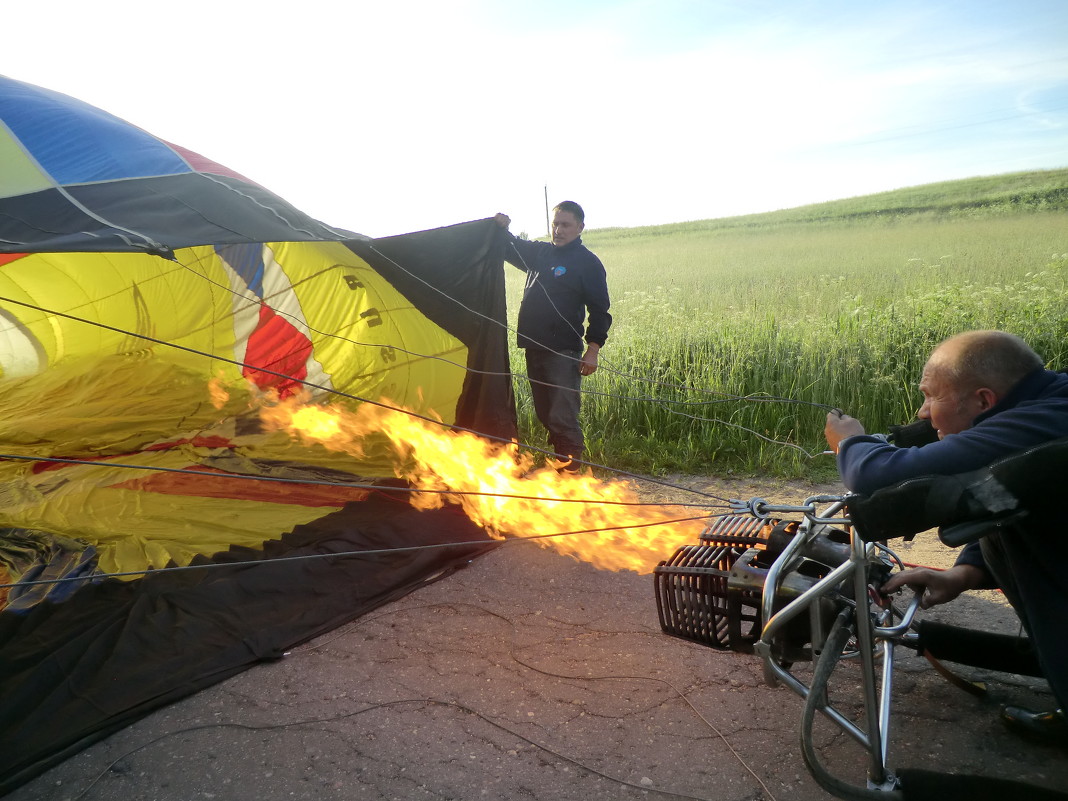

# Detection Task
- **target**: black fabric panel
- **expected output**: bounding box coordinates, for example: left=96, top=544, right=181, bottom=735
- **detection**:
left=0, top=494, right=497, bottom=795
left=916, top=620, right=1044, bottom=677
left=353, top=219, right=518, bottom=441
left=0, top=188, right=104, bottom=251
left=846, top=436, right=1068, bottom=542
left=897, top=768, right=1068, bottom=800
left=0, top=176, right=356, bottom=255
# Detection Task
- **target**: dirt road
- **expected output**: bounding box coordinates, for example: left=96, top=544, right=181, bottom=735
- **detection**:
left=8, top=477, right=1066, bottom=800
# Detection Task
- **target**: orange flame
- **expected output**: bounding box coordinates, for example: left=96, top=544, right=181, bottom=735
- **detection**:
left=258, top=393, right=707, bottom=573
left=208, top=376, right=230, bottom=410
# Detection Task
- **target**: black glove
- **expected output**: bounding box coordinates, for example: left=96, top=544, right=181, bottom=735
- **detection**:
left=886, top=419, right=938, bottom=448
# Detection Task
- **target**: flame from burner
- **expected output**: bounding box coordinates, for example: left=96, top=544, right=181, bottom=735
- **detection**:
left=215, top=383, right=707, bottom=573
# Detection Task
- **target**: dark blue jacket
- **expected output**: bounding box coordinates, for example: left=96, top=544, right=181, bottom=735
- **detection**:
left=504, top=235, right=612, bottom=352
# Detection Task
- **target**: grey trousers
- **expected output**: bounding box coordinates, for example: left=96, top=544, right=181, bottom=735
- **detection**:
left=524, top=348, right=583, bottom=460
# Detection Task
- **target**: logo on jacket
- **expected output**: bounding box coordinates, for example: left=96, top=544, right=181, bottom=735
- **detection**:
left=553, top=265, right=567, bottom=277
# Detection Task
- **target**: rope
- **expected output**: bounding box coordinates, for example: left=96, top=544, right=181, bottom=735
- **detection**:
left=66, top=601, right=778, bottom=801
left=169, top=239, right=835, bottom=455
left=0, top=511, right=722, bottom=591
left=0, top=292, right=730, bottom=502
left=0, top=240, right=836, bottom=593
left=0, top=453, right=729, bottom=510
left=372, top=235, right=837, bottom=448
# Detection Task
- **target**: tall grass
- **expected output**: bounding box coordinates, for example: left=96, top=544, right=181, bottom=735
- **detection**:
left=504, top=170, right=1068, bottom=478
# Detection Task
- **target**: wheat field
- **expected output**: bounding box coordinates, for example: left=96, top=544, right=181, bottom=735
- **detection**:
left=504, top=171, right=1068, bottom=477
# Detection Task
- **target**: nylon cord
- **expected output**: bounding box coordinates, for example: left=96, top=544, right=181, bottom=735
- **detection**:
left=0, top=241, right=829, bottom=592
left=0, top=512, right=722, bottom=591
left=0, top=452, right=728, bottom=509
left=437, top=235, right=831, bottom=409
left=296, top=600, right=780, bottom=800
left=167, top=242, right=833, bottom=454
left=70, top=699, right=748, bottom=801
left=68, top=601, right=778, bottom=801
left=376, top=235, right=837, bottom=448
left=0, top=292, right=735, bottom=501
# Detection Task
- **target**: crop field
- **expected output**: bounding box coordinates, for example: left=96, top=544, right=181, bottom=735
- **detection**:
left=503, top=169, right=1068, bottom=478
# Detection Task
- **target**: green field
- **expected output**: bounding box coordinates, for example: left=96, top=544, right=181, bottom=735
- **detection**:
left=504, top=169, right=1068, bottom=479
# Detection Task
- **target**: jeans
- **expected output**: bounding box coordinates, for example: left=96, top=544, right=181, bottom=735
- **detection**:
left=524, top=348, right=583, bottom=460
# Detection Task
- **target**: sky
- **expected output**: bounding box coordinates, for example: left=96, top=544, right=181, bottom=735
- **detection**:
left=5, top=0, right=1067, bottom=239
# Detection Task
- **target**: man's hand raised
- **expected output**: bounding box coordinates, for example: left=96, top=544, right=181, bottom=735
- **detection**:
left=824, top=410, right=866, bottom=454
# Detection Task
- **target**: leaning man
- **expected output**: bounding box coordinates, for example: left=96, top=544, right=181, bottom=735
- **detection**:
left=824, top=329, right=1068, bottom=744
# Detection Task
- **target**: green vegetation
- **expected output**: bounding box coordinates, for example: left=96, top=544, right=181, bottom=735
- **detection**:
left=504, top=169, right=1068, bottom=479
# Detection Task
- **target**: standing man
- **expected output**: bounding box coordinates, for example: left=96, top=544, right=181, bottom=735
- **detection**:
left=494, top=201, right=612, bottom=471
left=824, top=330, right=1068, bottom=744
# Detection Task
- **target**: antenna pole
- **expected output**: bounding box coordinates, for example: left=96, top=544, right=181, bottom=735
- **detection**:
left=544, top=185, right=551, bottom=238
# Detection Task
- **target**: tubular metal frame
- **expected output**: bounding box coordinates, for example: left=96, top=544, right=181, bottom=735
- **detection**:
left=741, top=495, right=923, bottom=799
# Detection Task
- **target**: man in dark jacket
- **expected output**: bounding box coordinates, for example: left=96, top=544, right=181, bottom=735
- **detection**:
left=825, top=330, right=1068, bottom=744
left=494, top=202, right=612, bottom=469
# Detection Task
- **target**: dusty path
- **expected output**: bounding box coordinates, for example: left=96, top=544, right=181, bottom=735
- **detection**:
left=8, top=476, right=1065, bottom=801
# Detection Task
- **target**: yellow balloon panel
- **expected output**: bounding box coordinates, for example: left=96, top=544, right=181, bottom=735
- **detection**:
left=0, top=243, right=469, bottom=416
left=0, top=240, right=473, bottom=574
left=0, top=250, right=234, bottom=377
left=266, top=241, right=469, bottom=421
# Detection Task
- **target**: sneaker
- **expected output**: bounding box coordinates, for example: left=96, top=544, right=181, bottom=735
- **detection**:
left=1001, top=706, right=1068, bottom=747
left=555, top=459, right=582, bottom=474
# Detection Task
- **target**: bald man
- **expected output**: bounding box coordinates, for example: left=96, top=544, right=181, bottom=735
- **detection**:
left=825, top=330, right=1068, bottom=745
